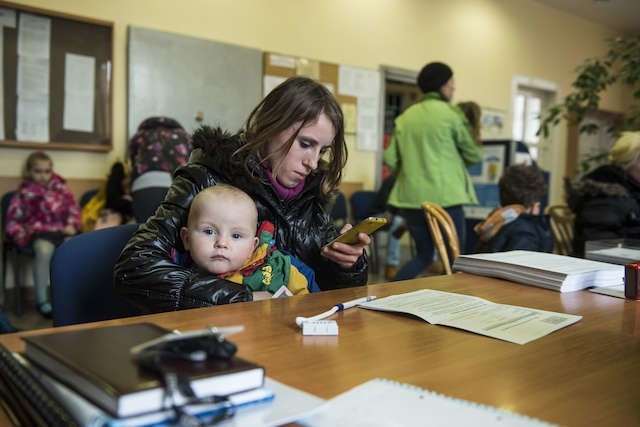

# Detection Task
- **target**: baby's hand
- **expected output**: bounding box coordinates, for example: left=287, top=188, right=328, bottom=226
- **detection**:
left=252, top=291, right=272, bottom=301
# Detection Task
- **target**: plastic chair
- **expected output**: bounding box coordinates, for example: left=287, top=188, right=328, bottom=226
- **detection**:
left=1, top=191, right=33, bottom=315
left=421, top=202, right=460, bottom=275
left=349, top=190, right=381, bottom=273
left=545, top=204, right=575, bottom=256
left=50, top=223, right=143, bottom=326
left=330, top=191, right=348, bottom=227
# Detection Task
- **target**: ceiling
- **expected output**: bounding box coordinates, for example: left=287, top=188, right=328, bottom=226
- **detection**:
left=533, top=0, right=640, bottom=35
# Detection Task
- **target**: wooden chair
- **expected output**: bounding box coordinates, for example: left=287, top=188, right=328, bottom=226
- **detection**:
left=421, top=202, right=460, bottom=275
left=545, top=204, right=575, bottom=256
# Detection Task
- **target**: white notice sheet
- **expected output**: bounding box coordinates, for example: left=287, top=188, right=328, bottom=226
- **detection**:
left=359, top=289, right=582, bottom=345
left=63, top=53, right=95, bottom=132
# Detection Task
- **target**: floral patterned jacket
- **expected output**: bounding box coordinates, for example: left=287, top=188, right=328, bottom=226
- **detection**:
left=129, top=117, right=192, bottom=182
left=5, top=173, right=81, bottom=247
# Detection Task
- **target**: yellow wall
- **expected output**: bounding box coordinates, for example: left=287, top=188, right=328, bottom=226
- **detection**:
left=1, top=0, right=622, bottom=199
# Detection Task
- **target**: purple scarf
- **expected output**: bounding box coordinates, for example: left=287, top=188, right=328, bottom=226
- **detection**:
left=265, top=168, right=305, bottom=200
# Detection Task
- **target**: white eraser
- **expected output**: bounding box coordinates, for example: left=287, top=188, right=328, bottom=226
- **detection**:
left=302, top=320, right=339, bottom=336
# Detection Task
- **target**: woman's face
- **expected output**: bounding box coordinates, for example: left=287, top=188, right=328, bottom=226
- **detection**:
left=441, top=77, right=455, bottom=102
left=266, top=113, right=335, bottom=188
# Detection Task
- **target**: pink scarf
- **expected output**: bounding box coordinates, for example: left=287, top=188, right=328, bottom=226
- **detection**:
left=264, top=168, right=305, bottom=200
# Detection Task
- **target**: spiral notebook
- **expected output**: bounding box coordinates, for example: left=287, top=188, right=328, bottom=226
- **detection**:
left=301, top=378, right=555, bottom=427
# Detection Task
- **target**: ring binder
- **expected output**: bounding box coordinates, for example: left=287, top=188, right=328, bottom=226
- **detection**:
left=0, top=342, right=78, bottom=426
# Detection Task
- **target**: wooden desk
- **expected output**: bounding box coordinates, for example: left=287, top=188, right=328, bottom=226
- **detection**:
left=1, top=273, right=639, bottom=426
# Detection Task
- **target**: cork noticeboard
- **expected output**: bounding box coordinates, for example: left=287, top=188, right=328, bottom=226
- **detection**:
left=0, top=1, right=113, bottom=152
left=263, top=52, right=358, bottom=115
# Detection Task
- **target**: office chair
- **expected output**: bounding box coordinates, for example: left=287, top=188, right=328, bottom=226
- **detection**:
left=50, top=223, right=143, bottom=326
left=330, top=191, right=348, bottom=227
left=545, top=204, right=575, bottom=256
left=349, top=190, right=382, bottom=273
left=1, top=191, right=33, bottom=315
left=421, top=202, right=460, bottom=275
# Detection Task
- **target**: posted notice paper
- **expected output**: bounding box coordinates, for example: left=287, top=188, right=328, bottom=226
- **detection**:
left=360, top=289, right=582, bottom=345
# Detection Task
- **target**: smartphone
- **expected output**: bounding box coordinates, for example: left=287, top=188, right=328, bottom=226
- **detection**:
left=324, top=217, right=388, bottom=247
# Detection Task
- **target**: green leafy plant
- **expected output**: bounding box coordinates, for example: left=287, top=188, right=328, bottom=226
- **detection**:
left=539, top=36, right=640, bottom=138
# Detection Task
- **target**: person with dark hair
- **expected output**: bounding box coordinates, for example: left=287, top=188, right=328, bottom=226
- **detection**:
left=384, top=61, right=482, bottom=280
left=474, top=164, right=552, bottom=253
left=5, top=151, right=81, bottom=317
left=115, top=76, right=369, bottom=313
left=81, top=161, right=134, bottom=231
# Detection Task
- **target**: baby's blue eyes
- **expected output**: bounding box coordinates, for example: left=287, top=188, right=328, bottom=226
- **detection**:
left=200, top=229, right=244, bottom=239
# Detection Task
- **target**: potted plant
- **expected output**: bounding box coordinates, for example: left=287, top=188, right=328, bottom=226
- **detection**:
left=539, top=36, right=640, bottom=138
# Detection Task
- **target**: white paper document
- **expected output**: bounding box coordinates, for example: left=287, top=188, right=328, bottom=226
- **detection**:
left=301, top=378, right=554, bottom=427
left=18, top=13, right=50, bottom=58
left=63, top=53, right=95, bottom=132
left=16, top=94, right=48, bottom=142
left=360, top=289, right=582, bottom=345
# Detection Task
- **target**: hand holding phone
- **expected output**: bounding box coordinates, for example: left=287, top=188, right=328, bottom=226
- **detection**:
left=323, top=217, right=388, bottom=248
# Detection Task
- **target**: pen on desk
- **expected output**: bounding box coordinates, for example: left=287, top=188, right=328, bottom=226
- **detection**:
left=295, top=296, right=376, bottom=327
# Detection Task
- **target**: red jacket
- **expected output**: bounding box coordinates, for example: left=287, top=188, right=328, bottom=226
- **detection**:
left=5, top=173, right=81, bottom=247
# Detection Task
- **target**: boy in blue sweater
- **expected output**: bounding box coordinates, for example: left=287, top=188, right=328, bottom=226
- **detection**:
left=474, top=164, right=553, bottom=253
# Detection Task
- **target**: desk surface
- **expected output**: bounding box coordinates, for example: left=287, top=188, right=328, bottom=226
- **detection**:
left=1, top=273, right=639, bottom=426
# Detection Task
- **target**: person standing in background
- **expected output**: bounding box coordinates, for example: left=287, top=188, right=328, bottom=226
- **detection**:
left=384, top=62, right=483, bottom=281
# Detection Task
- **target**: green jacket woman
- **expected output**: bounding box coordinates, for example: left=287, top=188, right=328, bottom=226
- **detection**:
left=383, top=61, right=482, bottom=281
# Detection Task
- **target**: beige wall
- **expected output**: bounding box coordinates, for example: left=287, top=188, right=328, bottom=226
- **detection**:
left=2, top=0, right=623, bottom=201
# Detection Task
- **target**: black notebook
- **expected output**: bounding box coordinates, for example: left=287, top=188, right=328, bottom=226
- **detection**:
left=22, top=323, right=264, bottom=418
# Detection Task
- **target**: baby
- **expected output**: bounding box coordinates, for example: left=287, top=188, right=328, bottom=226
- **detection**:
left=179, top=184, right=318, bottom=297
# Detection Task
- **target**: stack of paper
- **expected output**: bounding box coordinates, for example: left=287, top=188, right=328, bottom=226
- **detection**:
left=453, top=250, right=624, bottom=292
left=586, top=246, right=640, bottom=265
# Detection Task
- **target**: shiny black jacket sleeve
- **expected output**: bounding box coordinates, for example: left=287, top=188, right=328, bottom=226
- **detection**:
left=113, top=164, right=252, bottom=313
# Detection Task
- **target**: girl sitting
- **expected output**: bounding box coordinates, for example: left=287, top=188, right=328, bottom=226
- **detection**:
left=5, top=151, right=81, bottom=317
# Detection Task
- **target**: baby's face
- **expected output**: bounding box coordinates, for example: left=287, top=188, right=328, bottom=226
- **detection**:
left=181, top=195, right=258, bottom=275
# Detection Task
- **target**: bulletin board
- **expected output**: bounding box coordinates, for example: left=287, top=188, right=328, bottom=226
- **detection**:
left=263, top=52, right=357, bottom=109
left=263, top=52, right=382, bottom=153
left=0, top=1, right=113, bottom=152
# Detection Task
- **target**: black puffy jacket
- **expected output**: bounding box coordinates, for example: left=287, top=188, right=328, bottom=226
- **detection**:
left=114, top=128, right=368, bottom=313
left=566, top=164, right=640, bottom=257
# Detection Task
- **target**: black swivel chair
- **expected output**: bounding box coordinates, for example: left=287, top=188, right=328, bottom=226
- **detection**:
left=50, top=223, right=143, bottom=326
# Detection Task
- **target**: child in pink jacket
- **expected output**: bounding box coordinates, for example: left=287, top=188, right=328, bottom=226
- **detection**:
left=5, top=151, right=81, bottom=317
